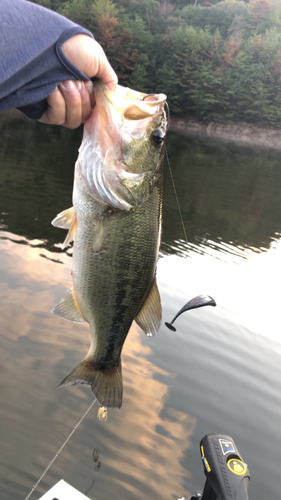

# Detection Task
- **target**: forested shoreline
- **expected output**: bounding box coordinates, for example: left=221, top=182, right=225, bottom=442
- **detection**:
left=32, top=0, right=281, bottom=128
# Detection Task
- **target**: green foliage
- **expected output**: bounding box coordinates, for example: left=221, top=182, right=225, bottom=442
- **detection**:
left=30, top=0, right=70, bottom=11
left=176, top=1, right=247, bottom=38
left=57, top=0, right=90, bottom=25
left=31, top=0, right=281, bottom=127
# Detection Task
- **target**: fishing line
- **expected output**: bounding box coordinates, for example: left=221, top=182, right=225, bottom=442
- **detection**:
left=24, top=398, right=97, bottom=500
left=165, top=148, right=188, bottom=244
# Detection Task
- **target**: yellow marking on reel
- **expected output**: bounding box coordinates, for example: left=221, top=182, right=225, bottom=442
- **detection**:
left=227, top=458, right=247, bottom=475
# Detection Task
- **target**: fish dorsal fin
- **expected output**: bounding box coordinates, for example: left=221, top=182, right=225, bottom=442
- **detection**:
left=135, top=278, right=162, bottom=337
left=52, top=207, right=75, bottom=229
left=52, top=289, right=85, bottom=323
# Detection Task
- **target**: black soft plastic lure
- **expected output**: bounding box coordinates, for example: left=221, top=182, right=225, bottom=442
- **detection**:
left=165, top=295, right=216, bottom=331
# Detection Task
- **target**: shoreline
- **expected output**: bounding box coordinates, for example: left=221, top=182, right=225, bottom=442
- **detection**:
left=169, top=117, right=281, bottom=151
left=2, top=109, right=281, bottom=151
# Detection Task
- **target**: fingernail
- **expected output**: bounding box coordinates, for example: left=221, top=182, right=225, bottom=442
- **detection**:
left=61, top=80, right=75, bottom=90
left=74, top=81, right=83, bottom=91
left=85, top=81, right=94, bottom=94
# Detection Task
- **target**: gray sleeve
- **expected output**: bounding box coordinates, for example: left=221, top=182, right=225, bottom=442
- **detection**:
left=0, top=0, right=94, bottom=119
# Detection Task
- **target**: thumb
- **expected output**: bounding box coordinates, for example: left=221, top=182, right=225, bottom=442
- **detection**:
left=62, top=35, right=118, bottom=91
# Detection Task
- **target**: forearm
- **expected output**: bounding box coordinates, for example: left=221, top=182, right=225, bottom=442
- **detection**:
left=0, top=0, right=93, bottom=118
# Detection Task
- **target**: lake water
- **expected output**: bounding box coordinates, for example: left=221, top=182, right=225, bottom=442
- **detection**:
left=1, top=111, right=281, bottom=500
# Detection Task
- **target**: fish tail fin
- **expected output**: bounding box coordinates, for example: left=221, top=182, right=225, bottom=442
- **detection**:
left=59, top=358, right=123, bottom=409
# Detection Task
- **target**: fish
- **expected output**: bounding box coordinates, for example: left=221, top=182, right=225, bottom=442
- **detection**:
left=52, top=80, right=167, bottom=409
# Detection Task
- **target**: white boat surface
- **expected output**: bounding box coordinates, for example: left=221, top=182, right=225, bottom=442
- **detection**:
left=38, top=479, right=88, bottom=499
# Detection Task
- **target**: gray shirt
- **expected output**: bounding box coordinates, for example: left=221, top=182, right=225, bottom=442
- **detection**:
left=0, top=0, right=93, bottom=118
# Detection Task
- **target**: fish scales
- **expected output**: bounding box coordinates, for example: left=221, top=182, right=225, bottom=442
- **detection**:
left=52, top=81, right=167, bottom=409
left=73, top=180, right=162, bottom=366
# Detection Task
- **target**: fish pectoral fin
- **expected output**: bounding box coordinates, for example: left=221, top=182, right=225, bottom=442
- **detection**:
left=52, top=289, right=85, bottom=323
left=52, top=207, right=75, bottom=229
left=135, top=278, right=162, bottom=337
left=59, top=358, right=123, bottom=409
left=52, top=206, right=77, bottom=249
left=62, top=214, right=77, bottom=248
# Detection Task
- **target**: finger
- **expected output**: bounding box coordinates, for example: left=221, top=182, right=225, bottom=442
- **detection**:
left=78, top=81, right=92, bottom=123
left=62, top=36, right=118, bottom=91
left=38, top=87, right=66, bottom=125
left=93, top=41, right=118, bottom=91
left=84, top=80, right=95, bottom=108
left=58, top=80, right=82, bottom=129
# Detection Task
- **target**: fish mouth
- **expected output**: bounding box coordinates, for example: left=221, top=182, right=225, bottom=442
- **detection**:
left=91, top=79, right=166, bottom=124
left=86, top=79, right=167, bottom=169
left=116, top=86, right=166, bottom=120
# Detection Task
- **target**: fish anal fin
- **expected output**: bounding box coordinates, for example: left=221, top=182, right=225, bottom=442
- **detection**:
left=52, top=289, right=85, bottom=323
left=52, top=207, right=75, bottom=230
left=135, top=278, right=162, bottom=337
left=62, top=215, right=77, bottom=248
left=59, top=358, right=123, bottom=409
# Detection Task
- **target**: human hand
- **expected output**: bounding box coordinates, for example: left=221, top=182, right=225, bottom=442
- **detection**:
left=38, top=35, right=118, bottom=129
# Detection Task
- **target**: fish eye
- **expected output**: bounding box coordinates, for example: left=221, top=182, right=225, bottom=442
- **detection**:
left=152, top=130, right=165, bottom=146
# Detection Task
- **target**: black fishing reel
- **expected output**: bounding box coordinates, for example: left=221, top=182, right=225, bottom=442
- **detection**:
left=185, top=434, right=250, bottom=500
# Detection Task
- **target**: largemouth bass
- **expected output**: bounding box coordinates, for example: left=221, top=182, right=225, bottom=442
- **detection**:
left=52, top=81, right=167, bottom=408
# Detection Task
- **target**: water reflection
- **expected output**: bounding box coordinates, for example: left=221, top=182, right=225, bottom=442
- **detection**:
left=2, top=112, right=281, bottom=258
left=159, top=236, right=281, bottom=347
left=1, top=112, right=281, bottom=500
left=163, top=133, right=281, bottom=255
left=84, top=448, right=101, bottom=497
left=0, top=231, right=197, bottom=500
left=0, top=111, right=81, bottom=249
